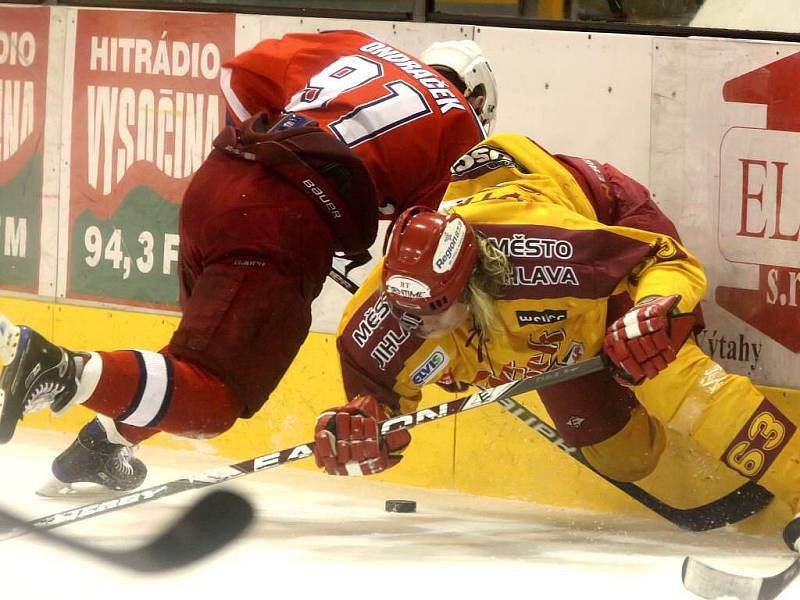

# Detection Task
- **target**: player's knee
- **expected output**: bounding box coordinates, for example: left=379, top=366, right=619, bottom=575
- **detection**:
left=582, top=405, right=666, bottom=482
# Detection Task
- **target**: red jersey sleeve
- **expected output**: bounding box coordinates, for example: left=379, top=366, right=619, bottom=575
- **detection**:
left=221, top=33, right=327, bottom=122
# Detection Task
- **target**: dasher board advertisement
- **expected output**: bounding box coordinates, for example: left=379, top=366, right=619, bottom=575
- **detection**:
left=651, top=40, right=800, bottom=388
left=62, top=9, right=235, bottom=310
left=0, top=6, right=50, bottom=294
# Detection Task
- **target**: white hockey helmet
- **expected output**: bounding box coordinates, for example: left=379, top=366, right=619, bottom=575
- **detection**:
left=421, top=39, right=498, bottom=133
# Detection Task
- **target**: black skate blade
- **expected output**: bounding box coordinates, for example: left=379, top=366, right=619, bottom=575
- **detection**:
left=0, top=490, right=253, bottom=572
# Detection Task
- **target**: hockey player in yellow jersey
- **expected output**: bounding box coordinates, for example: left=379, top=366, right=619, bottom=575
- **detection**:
left=312, top=134, right=800, bottom=538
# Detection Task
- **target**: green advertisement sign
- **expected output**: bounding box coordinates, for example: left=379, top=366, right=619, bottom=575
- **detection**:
left=70, top=186, right=180, bottom=307
left=0, top=153, right=41, bottom=290
left=0, top=6, right=50, bottom=294
left=66, top=9, right=235, bottom=310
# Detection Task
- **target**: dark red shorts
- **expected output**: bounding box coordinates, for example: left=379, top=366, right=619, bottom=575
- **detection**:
left=538, top=368, right=639, bottom=447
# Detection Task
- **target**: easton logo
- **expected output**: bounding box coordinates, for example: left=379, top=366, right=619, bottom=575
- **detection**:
left=410, top=347, right=449, bottom=385
left=516, top=309, right=567, bottom=327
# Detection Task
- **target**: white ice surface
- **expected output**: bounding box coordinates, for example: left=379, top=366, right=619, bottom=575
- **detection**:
left=0, top=428, right=797, bottom=600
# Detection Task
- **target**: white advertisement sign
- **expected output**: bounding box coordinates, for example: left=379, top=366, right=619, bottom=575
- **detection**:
left=652, top=39, right=800, bottom=387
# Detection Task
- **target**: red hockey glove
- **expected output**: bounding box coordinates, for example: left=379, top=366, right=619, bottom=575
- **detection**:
left=603, top=294, right=697, bottom=386
left=435, top=372, right=471, bottom=394
left=314, top=394, right=411, bottom=476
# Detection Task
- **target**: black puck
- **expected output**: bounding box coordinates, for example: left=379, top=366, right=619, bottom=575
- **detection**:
left=385, top=500, right=416, bottom=513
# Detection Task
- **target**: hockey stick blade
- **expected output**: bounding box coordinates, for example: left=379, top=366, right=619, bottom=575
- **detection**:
left=0, top=490, right=253, bottom=572
left=682, top=556, right=800, bottom=600
left=498, top=395, right=773, bottom=532
left=2, top=356, right=606, bottom=538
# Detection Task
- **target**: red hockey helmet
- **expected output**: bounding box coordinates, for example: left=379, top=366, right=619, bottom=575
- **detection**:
left=382, top=206, right=478, bottom=316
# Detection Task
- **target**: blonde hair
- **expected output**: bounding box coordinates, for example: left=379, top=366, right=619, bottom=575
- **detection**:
left=464, top=233, right=511, bottom=338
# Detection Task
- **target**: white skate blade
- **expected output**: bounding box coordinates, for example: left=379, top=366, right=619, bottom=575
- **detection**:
left=35, top=477, right=121, bottom=500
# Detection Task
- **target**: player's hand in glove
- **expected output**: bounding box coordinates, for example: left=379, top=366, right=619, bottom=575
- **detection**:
left=603, top=294, right=697, bottom=386
left=314, top=394, right=410, bottom=476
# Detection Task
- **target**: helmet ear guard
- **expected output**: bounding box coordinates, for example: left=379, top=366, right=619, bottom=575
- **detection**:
left=421, top=39, right=498, bottom=133
left=381, top=206, right=478, bottom=316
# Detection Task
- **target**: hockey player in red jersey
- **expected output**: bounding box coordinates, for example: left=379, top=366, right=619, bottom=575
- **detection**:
left=220, top=30, right=495, bottom=217
left=0, top=32, right=496, bottom=494
left=0, top=111, right=378, bottom=492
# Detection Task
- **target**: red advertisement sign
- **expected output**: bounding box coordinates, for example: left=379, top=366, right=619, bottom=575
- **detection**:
left=0, top=6, right=49, bottom=292
left=716, top=53, right=800, bottom=353
left=67, top=9, right=235, bottom=308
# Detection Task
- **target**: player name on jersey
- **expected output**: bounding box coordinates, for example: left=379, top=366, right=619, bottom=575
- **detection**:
left=359, top=41, right=466, bottom=115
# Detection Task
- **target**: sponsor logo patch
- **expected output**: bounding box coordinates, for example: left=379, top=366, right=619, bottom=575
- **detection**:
left=515, top=309, right=567, bottom=327
left=410, top=347, right=449, bottom=386
left=433, top=219, right=466, bottom=273
left=385, top=275, right=431, bottom=299
left=450, top=145, right=524, bottom=178
left=566, top=416, right=585, bottom=429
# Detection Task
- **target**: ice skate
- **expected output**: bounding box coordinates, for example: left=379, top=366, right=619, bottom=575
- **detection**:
left=37, top=418, right=147, bottom=497
left=0, top=314, right=80, bottom=444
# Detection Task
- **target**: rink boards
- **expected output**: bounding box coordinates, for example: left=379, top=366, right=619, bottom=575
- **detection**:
left=2, top=4, right=800, bottom=530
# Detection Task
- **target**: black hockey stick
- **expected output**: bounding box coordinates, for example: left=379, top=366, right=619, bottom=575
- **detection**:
left=328, top=266, right=359, bottom=294
left=0, top=356, right=605, bottom=539
left=681, top=555, right=800, bottom=600
left=0, top=490, right=253, bottom=572
left=498, top=395, right=774, bottom=531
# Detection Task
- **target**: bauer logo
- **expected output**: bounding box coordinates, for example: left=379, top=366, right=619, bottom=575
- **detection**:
left=515, top=309, right=567, bottom=327
left=303, top=179, right=341, bottom=218
left=410, top=347, right=449, bottom=385
left=433, top=218, right=467, bottom=273
left=385, top=275, right=430, bottom=298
